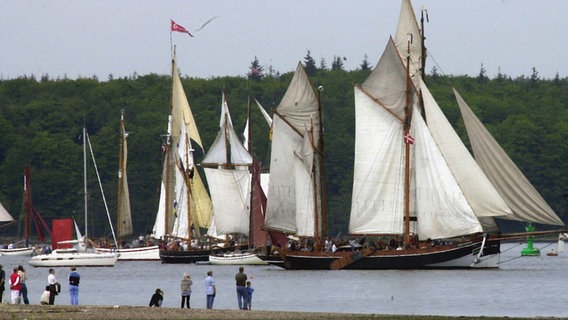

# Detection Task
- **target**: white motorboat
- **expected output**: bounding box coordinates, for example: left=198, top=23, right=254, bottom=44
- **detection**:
left=29, top=248, right=118, bottom=267
left=96, top=245, right=160, bottom=261
left=209, top=252, right=268, bottom=265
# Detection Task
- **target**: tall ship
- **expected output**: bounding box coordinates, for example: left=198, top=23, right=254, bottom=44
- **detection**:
left=273, top=0, right=565, bottom=270
left=154, top=50, right=218, bottom=263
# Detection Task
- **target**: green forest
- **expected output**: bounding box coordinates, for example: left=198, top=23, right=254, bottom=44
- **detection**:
left=1, top=61, right=567, bottom=241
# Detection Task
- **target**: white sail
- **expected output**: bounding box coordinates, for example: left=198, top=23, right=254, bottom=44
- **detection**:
left=265, top=62, right=323, bottom=237
left=243, top=98, right=273, bottom=151
left=349, top=37, right=486, bottom=240
left=454, top=89, right=564, bottom=226
left=420, top=80, right=512, bottom=232
left=202, top=93, right=252, bottom=235
left=349, top=39, right=413, bottom=235
left=394, top=0, right=423, bottom=85
left=412, top=105, right=483, bottom=239
left=204, top=169, right=250, bottom=235
left=350, top=85, right=406, bottom=235
left=0, top=201, right=14, bottom=223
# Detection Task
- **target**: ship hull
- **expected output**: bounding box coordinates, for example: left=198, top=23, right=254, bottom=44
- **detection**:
left=282, top=239, right=500, bottom=270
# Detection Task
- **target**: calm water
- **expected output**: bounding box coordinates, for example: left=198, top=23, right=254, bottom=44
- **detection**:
left=1, top=242, right=566, bottom=317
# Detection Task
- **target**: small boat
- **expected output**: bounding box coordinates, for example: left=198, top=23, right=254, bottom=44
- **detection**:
left=96, top=245, right=159, bottom=261
left=29, top=127, right=119, bottom=267
left=95, top=112, right=159, bottom=261
left=0, top=167, right=51, bottom=256
left=547, top=250, right=558, bottom=257
left=29, top=248, right=118, bottom=267
left=0, top=247, right=35, bottom=256
left=209, top=252, right=268, bottom=265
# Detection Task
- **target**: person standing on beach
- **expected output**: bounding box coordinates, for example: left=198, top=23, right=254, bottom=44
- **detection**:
left=17, top=265, right=29, bottom=304
left=9, top=267, right=21, bottom=304
left=245, top=281, right=254, bottom=310
left=47, top=268, right=59, bottom=305
left=204, top=271, right=216, bottom=309
left=235, top=266, right=247, bottom=310
left=180, top=273, right=192, bottom=308
left=68, top=267, right=80, bottom=305
left=0, top=264, right=5, bottom=303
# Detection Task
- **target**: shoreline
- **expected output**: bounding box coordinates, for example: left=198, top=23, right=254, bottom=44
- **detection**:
left=0, top=304, right=557, bottom=320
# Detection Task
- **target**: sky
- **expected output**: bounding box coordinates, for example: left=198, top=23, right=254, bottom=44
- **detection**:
left=2, top=0, right=568, bottom=81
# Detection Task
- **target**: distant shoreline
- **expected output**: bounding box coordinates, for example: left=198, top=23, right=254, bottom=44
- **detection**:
left=0, top=304, right=556, bottom=320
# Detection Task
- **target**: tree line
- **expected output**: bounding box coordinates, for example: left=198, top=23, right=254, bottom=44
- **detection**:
left=1, top=63, right=567, bottom=241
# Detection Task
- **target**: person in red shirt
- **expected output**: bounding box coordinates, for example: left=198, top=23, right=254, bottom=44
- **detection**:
left=9, top=267, right=21, bottom=304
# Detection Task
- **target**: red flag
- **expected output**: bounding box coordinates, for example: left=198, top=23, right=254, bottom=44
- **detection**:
left=171, top=20, right=193, bottom=37
left=403, top=130, right=415, bottom=145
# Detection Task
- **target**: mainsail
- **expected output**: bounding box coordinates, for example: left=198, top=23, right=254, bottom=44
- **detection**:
left=264, top=62, right=325, bottom=239
left=202, top=92, right=253, bottom=235
left=117, top=112, right=133, bottom=239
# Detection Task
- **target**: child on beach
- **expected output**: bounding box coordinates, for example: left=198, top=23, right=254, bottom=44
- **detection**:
left=40, top=286, right=50, bottom=305
left=245, top=281, right=254, bottom=310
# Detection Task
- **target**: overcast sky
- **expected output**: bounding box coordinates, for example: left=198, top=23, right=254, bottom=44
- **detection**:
left=2, top=0, right=567, bottom=81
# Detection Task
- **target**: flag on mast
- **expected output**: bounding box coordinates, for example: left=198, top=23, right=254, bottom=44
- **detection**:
left=171, top=20, right=193, bottom=37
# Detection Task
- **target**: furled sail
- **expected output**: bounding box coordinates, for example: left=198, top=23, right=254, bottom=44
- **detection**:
left=117, top=112, right=133, bottom=238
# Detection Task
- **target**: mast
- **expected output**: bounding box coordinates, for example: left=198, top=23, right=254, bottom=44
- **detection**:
left=117, top=111, right=126, bottom=240
left=420, top=6, right=428, bottom=80
left=23, top=167, right=31, bottom=247
left=247, top=96, right=254, bottom=248
left=83, top=126, right=88, bottom=245
left=316, top=86, right=327, bottom=250
left=182, top=127, right=193, bottom=242
left=403, top=36, right=413, bottom=248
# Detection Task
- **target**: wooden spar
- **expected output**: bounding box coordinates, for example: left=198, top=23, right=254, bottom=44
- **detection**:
left=309, top=122, right=320, bottom=249
left=223, top=91, right=231, bottom=169
left=117, top=111, right=126, bottom=239
left=183, top=128, right=193, bottom=242
left=316, top=86, right=328, bottom=249
left=403, top=36, right=412, bottom=248
left=420, top=6, right=427, bottom=80
left=247, top=96, right=254, bottom=248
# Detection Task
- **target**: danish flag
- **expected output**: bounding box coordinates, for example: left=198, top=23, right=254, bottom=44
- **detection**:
left=403, top=130, right=415, bottom=145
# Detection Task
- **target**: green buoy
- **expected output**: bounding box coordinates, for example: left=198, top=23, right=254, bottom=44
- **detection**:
left=521, top=223, right=540, bottom=256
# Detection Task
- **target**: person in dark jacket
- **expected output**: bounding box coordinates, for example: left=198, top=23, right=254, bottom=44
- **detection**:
left=68, top=267, right=80, bottom=305
left=149, top=288, right=163, bottom=307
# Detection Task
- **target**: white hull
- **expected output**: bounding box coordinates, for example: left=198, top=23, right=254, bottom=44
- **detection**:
left=96, top=245, right=160, bottom=261
left=427, top=252, right=500, bottom=268
left=29, top=249, right=118, bottom=267
left=0, top=247, right=35, bottom=256
left=209, top=252, right=268, bottom=265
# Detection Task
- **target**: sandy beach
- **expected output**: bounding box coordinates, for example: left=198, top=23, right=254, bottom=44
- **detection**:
left=0, top=305, right=556, bottom=320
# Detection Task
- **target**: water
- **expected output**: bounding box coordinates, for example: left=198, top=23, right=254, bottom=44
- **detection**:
left=1, top=242, right=566, bottom=317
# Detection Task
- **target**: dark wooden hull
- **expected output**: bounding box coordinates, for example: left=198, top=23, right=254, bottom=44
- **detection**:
left=282, top=239, right=500, bottom=270
left=257, top=254, right=285, bottom=268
